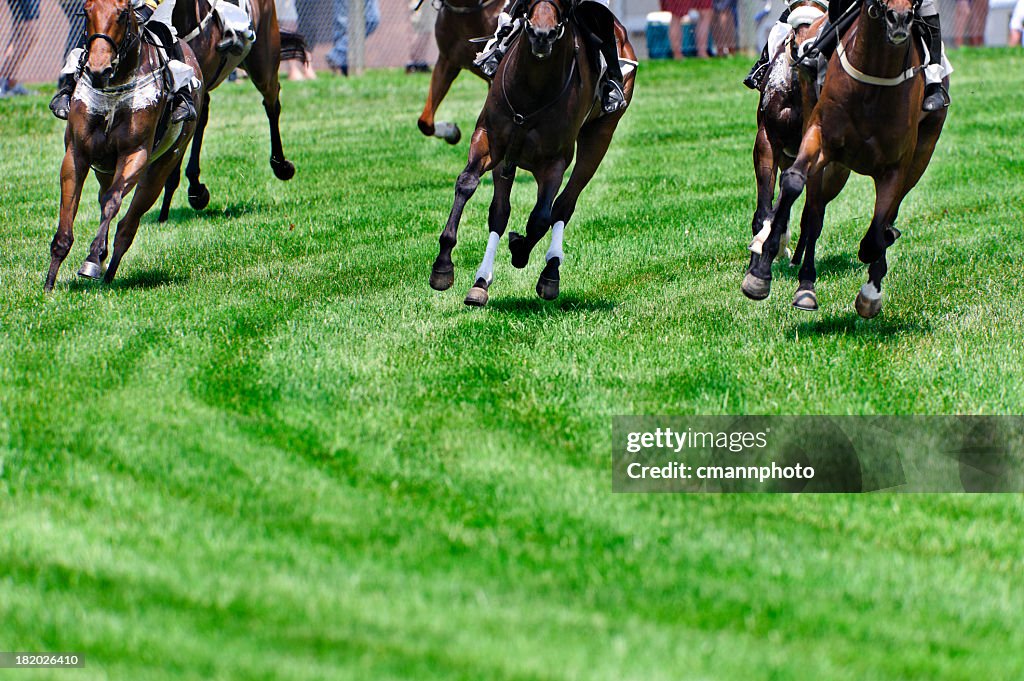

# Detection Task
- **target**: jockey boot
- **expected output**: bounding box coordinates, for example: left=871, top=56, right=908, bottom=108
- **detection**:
left=602, top=77, right=627, bottom=113
left=48, top=73, right=76, bottom=120
left=743, top=42, right=770, bottom=90
left=167, top=40, right=198, bottom=123
left=475, top=20, right=518, bottom=77
left=916, top=13, right=950, bottom=111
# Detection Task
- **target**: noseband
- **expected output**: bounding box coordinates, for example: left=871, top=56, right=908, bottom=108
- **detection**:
left=865, top=0, right=920, bottom=21
left=525, top=0, right=567, bottom=41
left=85, top=7, right=138, bottom=74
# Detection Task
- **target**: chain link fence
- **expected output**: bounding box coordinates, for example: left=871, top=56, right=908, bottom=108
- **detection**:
left=0, top=0, right=1017, bottom=88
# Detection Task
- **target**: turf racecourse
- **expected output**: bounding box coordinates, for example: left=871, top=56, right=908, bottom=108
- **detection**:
left=2, top=50, right=1024, bottom=680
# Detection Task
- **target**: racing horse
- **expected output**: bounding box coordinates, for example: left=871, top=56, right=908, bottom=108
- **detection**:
left=44, top=0, right=203, bottom=291
left=742, top=0, right=947, bottom=316
left=416, top=0, right=503, bottom=144
left=428, top=0, right=636, bottom=305
left=749, top=1, right=852, bottom=299
left=157, top=0, right=307, bottom=220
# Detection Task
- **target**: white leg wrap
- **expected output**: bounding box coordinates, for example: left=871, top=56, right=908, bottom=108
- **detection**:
left=924, top=63, right=944, bottom=85
left=434, top=121, right=456, bottom=139
left=860, top=282, right=882, bottom=301
left=474, top=231, right=501, bottom=286
left=749, top=219, right=771, bottom=255
left=546, top=221, right=565, bottom=263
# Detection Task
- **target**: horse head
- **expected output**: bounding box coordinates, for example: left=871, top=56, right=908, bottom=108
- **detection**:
left=866, top=0, right=916, bottom=45
left=83, top=0, right=138, bottom=87
left=524, top=0, right=567, bottom=59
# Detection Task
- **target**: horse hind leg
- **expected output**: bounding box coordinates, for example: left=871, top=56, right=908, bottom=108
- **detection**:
left=417, top=55, right=462, bottom=144
left=508, top=161, right=565, bottom=275
left=465, top=168, right=515, bottom=307
left=186, top=92, right=212, bottom=210
left=158, top=157, right=183, bottom=222
left=244, top=25, right=295, bottom=180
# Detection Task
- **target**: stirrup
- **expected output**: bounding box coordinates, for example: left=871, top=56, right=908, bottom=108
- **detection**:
left=171, top=94, right=197, bottom=123
left=743, top=61, right=768, bottom=90
left=602, top=80, right=627, bottom=114
left=216, top=32, right=246, bottom=56
left=922, top=83, right=949, bottom=111
left=49, top=90, right=72, bottom=120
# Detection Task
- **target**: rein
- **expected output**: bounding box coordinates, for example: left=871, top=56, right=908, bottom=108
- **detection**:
left=180, top=0, right=221, bottom=42
left=499, top=35, right=578, bottom=127
left=835, top=0, right=922, bottom=86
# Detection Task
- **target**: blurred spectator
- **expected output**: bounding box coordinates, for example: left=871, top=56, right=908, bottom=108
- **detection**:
left=0, top=0, right=40, bottom=96
left=953, top=0, right=988, bottom=47
left=326, top=0, right=381, bottom=74
left=59, top=0, right=85, bottom=58
left=277, top=0, right=317, bottom=79
left=660, top=0, right=712, bottom=58
left=712, top=0, right=737, bottom=55
left=1010, top=0, right=1024, bottom=45
left=407, top=0, right=436, bottom=73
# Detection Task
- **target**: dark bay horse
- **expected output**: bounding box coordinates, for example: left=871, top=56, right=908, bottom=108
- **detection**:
left=429, top=0, right=636, bottom=306
left=157, top=0, right=307, bottom=220
left=416, top=0, right=503, bottom=144
left=742, top=0, right=946, bottom=317
left=45, top=0, right=203, bottom=291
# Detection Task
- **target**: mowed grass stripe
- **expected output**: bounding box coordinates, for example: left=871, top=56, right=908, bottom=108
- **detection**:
left=1, top=52, right=1024, bottom=680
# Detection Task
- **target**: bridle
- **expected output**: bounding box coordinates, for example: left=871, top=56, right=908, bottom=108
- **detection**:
left=865, top=0, right=921, bottom=22
left=525, top=0, right=567, bottom=42
left=84, top=5, right=138, bottom=76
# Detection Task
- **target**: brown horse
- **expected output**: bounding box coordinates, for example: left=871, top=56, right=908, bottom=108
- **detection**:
left=157, top=0, right=307, bottom=221
left=429, top=0, right=636, bottom=306
left=416, top=0, right=503, bottom=144
left=44, top=0, right=203, bottom=291
left=742, top=0, right=947, bottom=317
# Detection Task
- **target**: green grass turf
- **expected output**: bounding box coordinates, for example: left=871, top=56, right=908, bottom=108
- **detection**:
left=2, top=49, right=1024, bottom=680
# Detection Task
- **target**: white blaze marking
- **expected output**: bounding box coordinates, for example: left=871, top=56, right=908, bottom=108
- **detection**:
left=860, top=282, right=882, bottom=301
left=474, top=231, right=501, bottom=285
left=546, top=220, right=565, bottom=263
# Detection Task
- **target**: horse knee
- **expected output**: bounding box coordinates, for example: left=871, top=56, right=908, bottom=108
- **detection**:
left=780, top=168, right=806, bottom=196
left=455, top=171, right=480, bottom=198
left=50, top=233, right=73, bottom=259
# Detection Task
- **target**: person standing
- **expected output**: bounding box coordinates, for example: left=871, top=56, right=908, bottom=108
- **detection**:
left=0, top=0, right=39, bottom=96
left=406, top=0, right=436, bottom=73
left=326, top=0, right=381, bottom=74
left=953, top=0, right=989, bottom=47
left=660, top=0, right=713, bottom=59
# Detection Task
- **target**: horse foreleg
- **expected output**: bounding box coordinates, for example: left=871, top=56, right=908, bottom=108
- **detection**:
left=508, top=160, right=566, bottom=274
left=158, top=156, right=184, bottom=223
left=855, top=167, right=907, bottom=319
left=186, top=92, right=211, bottom=210
left=464, top=169, right=515, bottom=307
left=44, top=147, right=89, bottom=291
left=105, top=150, right=183, bottom=284
left=743, top=122, right=826, bottom=301
left=431, top=127, right=493, bottom=291
left=80, top=148, right=149, bottom=279
left=751, top=124, right=781, bottom=258
left=791, top=162, right=851, bottom=312
left=417, top=55, right=462, bottom=144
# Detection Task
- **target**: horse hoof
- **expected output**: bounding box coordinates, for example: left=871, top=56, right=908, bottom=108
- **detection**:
left=536, top=274, right=559, bottom=301
left=855, top=289, right=883, bottom=319
left=508, top=232, right=529, bottom=269
left=188, top=185, right=211, bottom=210
left=445, top=125, right=461, bottom=145
left=741, top=272, right=771, bottom=301
left=792, top=283, right=818, bottom=312
left=271, top=157, right=296, bottom=181
left=430, top=266, right=454, bottom=291
left=464, top=286, right=489, bottom=307
left=77, top=261, right=104, bottom=280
